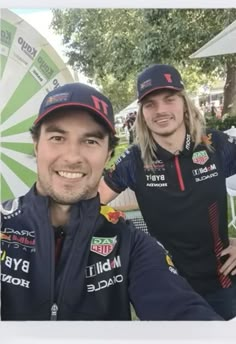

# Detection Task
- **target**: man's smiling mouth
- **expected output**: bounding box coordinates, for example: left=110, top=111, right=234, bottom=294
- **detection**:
left=57, top=171, right=84, bottom=179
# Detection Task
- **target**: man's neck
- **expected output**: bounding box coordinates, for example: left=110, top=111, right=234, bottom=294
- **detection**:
left=49, top=201, right=71, bottom=228
left=152, top=127, right=186, bottom=155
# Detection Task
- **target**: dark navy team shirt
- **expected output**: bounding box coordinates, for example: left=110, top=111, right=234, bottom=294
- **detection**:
left=104, top=129, right=236, bottom=295
left=1, top=187, right=222, bottom=320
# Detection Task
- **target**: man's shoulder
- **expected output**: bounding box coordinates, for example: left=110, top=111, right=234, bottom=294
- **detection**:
left=100, top=205, right=126, bottom=224
left=0, top=197, right=24, bottom=226
left=1, top=189, right=32, bottom=219
left=99, top=205, right=138, bottom=235
left=97, top=206, right=170, bottom=260
left=206, top=128, right=226, bottom=140
left=117, top=144, right=141, bottom=162
left=200, top=129, right=228, bottom=149
left=106, top=145, right=140, bottom=173
left=1, top=197, right=21, bottom=215
left=99, top=205, right=151, bottom=238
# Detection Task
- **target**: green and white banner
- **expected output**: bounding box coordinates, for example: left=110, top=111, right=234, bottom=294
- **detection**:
left=0, top=9, right=74, bottom=201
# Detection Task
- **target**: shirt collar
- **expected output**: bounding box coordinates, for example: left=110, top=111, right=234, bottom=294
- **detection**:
left=26, top=184, right=101, bottom=214
left=154, top=132, right=194, bottom=161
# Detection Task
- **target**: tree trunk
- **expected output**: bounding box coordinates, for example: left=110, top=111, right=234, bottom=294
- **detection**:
left=223, top=61, right=236, bottom=116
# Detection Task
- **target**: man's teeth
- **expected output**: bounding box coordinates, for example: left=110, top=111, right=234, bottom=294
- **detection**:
left=154, top=118, right=169, bottom=123
left=157, top=118, right=169, bottom=122
left=58, top=171, right=83, bottom=179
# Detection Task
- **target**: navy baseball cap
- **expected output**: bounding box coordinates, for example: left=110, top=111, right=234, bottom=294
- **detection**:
left=137, top=64, right=184, bottom=101
left=34, top=82, right=115, bottom=134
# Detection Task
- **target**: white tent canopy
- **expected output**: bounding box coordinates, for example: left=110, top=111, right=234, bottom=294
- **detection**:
left=116, top=99, right=138, bottom=118
left=190, top=20, right=236, bottom=58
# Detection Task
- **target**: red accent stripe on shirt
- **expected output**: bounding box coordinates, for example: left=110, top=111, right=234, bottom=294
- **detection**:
left=174, top=155, right=185, bottom=191
left=208, top=202, right=232, bottom=288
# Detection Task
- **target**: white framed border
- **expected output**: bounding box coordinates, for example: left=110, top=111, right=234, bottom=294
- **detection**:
left=1, top=2, right=236, bottom=343
left=0, top=321, right=236, bottom=343
left=0, top=0, right=235, bottom=8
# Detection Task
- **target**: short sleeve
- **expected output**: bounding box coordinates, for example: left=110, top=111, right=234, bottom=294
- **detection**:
left=103, top=146, right=138, bottom=193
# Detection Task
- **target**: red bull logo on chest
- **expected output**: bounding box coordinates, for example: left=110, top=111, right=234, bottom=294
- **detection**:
left=90, top=236, right=117, bottom=256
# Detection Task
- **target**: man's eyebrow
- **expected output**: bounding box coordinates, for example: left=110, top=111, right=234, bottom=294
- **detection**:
left=83, top=130, right=107, bottom=139
left=44, top=125, right=107, bottom=139
left=44, top=125, right=67, bottom=134
left=143, top=92, right=176, bottom=103
left=142, top=96, right=153, bottom=103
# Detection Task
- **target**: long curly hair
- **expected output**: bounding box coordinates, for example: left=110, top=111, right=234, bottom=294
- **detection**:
left=135, top=90, right=209, bottom=167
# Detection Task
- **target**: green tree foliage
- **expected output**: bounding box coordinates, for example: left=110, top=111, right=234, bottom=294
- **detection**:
left=51, top=9, right=143, bottom=112
left=51, top=8, right=236, bottom=114
left=140, top=9, right=236, bottom=115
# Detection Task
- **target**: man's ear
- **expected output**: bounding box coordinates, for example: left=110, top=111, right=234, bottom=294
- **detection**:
left=106, top=150, right=112, bottom=164
left=33, top=140, right=38, bottom=158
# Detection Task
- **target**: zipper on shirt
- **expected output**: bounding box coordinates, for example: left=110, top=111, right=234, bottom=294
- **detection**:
left=52, top=208, right=99, bottom=320
left=51, top=303, right=58, bottom=320
left=174, top=155, right=185, bottom=191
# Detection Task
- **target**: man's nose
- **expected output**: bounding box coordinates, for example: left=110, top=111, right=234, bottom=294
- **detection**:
left=154, top=101, right=166, bottom=113
left=64, top=142, right=83, bottom=163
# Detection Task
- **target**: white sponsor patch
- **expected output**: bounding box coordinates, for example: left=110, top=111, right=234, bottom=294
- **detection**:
left=87, top=274, right=124, bottom=293
left=146, top=174, right=165, bottom=182
left=192, top=164, right=216, bottom=176
left=1, top=250, right=30, bottom=274
left=146, top=183, right=168, bottom=188
left=1, top=273, right=30, bottom=288
left=195, top=172, right=218, bottom=182
left=86, top=256, right=121, bottom=278
left=185, top=134, right=191, bottom=150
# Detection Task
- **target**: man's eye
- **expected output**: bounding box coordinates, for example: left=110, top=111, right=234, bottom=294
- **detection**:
left=50, top=136, right=64, bottom=142
left=85, top=139, right=98, bottom=145
left=166, top=97, right=175, bottom=102
left=144, top=102, right=153, bottom=108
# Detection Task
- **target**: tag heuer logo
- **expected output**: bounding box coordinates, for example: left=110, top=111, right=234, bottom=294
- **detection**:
left=90, top=236, right=117, bottom=256
left=192, top=151, right=209, bottom=165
